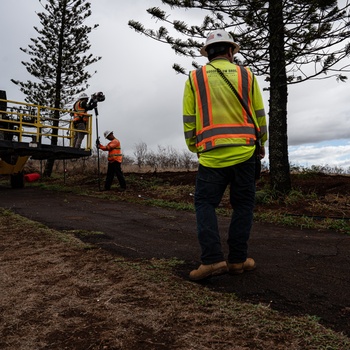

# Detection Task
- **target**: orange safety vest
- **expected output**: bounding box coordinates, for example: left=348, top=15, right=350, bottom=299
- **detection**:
left=99, top=138, right=123, bottom=163
left=190, top=64, right=258, bottom=152
left=73, top=100, right=89, bottom=123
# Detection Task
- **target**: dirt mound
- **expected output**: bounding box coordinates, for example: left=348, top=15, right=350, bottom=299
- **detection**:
left=0, top=171, right=350, bottom=346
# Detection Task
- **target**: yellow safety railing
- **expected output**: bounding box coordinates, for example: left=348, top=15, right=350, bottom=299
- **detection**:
left=0, top=99, right=92, bottom=150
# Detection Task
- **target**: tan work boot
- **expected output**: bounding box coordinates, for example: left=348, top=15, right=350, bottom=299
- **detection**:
left=189, top=261, right=228, bottom=281
left=227, top=258, right=256, bottom=275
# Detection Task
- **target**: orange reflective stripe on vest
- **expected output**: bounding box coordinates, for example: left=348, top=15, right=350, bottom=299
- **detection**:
left=192, top=67, right=213, bottom=128
left=191, top=65, right=257, bottom=152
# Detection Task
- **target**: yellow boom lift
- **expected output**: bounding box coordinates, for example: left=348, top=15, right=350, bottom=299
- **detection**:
left=0, top=90, right=92, bottom=188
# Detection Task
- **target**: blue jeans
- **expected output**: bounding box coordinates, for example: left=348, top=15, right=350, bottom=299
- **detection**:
left=194, top=155, right=256, bottom=265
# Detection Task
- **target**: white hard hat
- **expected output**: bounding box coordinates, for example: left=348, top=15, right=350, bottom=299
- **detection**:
left=79, top=92, right=89, bottom=99
left=104, top=130, right=113, bottom=138
left=200, top=29, right=240, bottom=57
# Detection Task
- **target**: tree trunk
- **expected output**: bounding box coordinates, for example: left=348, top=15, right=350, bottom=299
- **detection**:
left=42, top=111, right=60, bottom=177
left=268, top=0, right=291, bottom=193
left=42, top=100, right=61, bottom=178
left=43, top=0, right=67, bottom=178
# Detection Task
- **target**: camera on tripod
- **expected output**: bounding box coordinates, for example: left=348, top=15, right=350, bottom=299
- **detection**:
left=91, top=92, right=105, bottom=103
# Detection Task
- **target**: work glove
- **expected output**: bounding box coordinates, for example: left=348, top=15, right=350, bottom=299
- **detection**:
left=96, top=138, right=100, bottom=147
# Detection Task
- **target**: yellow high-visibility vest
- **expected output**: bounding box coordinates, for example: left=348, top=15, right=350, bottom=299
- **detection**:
left=183, top=59, right=267, bottom=167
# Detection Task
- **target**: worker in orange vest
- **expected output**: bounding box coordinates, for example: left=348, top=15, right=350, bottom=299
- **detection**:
left=97, top=130, right=126, bottom=191
left=72, top=92, right=96, bottom=148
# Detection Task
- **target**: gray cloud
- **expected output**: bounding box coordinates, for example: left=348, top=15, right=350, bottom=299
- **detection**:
left=1, top=0, right=350, bottom=169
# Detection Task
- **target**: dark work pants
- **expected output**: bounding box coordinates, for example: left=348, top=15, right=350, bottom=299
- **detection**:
left=104, top=161, right=126, bottom=190
left=194, top=154, right=256, bottom=265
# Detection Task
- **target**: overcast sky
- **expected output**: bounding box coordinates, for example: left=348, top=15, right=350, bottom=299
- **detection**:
left=1, top=0, right=350, bottom=170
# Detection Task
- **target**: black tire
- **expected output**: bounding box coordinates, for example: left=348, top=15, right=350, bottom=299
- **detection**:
left=11, top=172, right=25, bottom=189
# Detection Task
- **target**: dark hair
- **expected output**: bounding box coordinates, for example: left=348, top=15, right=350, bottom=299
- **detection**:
left=207, top=43, right=233, bottom=61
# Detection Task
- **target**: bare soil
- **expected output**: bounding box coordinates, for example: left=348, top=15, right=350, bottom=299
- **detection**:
left=1, top=171, right=350, bottom=349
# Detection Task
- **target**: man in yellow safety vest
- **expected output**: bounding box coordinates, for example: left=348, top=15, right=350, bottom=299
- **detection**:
left=182, top=29, right=268, bottom=281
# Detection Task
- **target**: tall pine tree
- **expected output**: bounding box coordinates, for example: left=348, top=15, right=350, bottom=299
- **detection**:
left=12, top=0, right=101, bottom=176
left=129, top=0, right=350, bottom=193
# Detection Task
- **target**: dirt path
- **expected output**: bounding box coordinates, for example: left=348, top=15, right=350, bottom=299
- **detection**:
left=1, top=186, right=350, bottom=336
